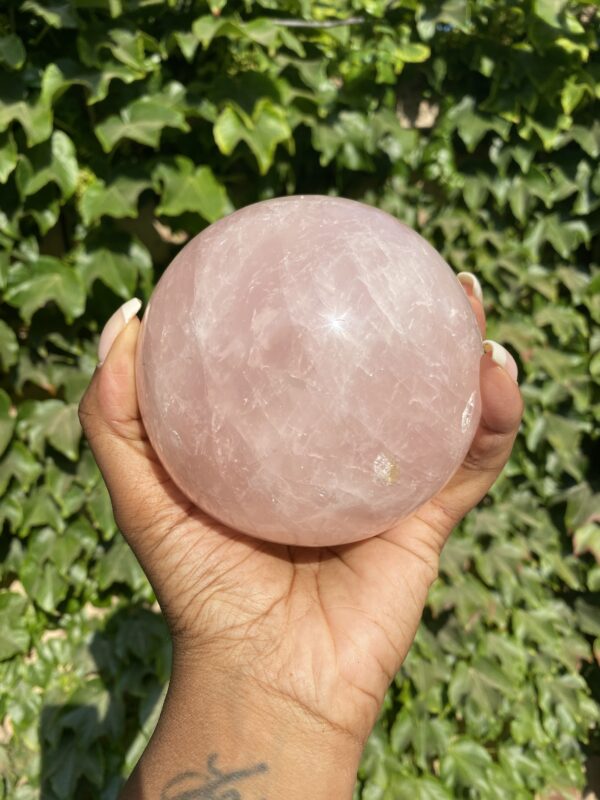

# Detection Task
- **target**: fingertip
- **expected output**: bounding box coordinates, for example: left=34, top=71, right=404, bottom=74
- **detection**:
left=457, top=272, right=483, bottom=303
left=98, top=298, right=142, bottom=365
left=480, top=350, right=524, bottom=435
left=483, top=339, right=518, bottom=383
left=457, top=272, right=486, bottom=337
left=94, top=314, right=142, bottom=427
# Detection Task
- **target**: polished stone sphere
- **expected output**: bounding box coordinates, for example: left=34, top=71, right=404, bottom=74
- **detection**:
left=135, top=196, right=482, bottom=546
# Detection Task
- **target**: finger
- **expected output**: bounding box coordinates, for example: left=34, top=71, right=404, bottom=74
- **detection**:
left=387, top=340, right=523, bottom=555
left=457, top=271, right=486, bottom=337
left=79, top=301, right=191, bottom=544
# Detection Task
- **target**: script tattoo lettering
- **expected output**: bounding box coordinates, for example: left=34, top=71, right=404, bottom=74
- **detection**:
left=161, top=753, right=269, bottom=800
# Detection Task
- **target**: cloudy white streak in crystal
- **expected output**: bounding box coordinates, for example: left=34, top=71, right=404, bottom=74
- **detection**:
left=136, top=196, right=482, bottom=546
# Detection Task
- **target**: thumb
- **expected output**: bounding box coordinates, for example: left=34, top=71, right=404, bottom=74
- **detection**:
left=79, top=299, right=190, bottom=545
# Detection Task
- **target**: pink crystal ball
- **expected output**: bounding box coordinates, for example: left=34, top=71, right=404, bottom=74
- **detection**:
left=136, top=196, right=482, bottom=547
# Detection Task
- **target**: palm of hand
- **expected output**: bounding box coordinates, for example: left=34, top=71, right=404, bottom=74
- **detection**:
left=125, top=437, right=437, bottom=741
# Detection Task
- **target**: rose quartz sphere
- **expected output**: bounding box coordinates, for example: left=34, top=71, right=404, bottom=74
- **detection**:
left=136, top=196, right=482, bottom=546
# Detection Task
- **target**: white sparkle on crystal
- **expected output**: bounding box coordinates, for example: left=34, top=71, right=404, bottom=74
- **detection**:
left=461, top=391, right=477, bottom=433
left=320, top=309, right=350, bottom=335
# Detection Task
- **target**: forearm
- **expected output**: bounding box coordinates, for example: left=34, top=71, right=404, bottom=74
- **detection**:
left=119, top=652, right=363, bottom=800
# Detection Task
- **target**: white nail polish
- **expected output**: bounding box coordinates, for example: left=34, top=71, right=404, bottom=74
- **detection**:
left=483, top=339, right=519, bottom=382
left=120, top=298, right=143, bottom=325
left=457, top=272, right=483, bottom=304
left=98, top=298, right=142, bottom=366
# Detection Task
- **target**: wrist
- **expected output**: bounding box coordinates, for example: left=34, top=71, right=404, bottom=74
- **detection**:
left=120, top=650, right=364, bottom=800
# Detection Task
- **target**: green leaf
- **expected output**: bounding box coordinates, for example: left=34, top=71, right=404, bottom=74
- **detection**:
left=0, top=62, right=67, bottom=146
left=417, top=0, right=470, bottom=40
left=0, top=35, right=26, bottom=70
left=395, top=42, right=430, bottom=64
left=0, top=319, right=19, bottom=371
left=191, top=15, right=228, bottom=48
left=19, top=490, right=64, bottom=537
left=77, top=233, right=151, bottom=300
left=0, top=130, right=18, bottom=182
left=5, top=257, right=86, bottom=322
left=95, top=536, right=147, bottom=592
left=440, top=739, right=493, bottom=790
left=21, top=558, right=69, bottom=613
left=15, top=130, right=78, bottom=200
left=573, top=523, right=600, bottom=562
left=575, top=599, right=600, bottom=638
left=79, top=173, right=151, bottom=225
left=173, top=31, right=199, bottom=62
left=154, top=156, right=232, bottom=221
left=17, top=399, right=81, bottom=461
left=448, top=96, right=511, bottom=152
left=0, top=441, right=43, bottom=494
left=86, top=479, right=117, bottom=539
left=95, top=83, right=190, bottom=151
left=0, top=592, right=30, bottom=660
left=214, top=99, right=292, bottom=174
left=532, top=0, right=568, bottom=29
left=22, top=0, right=77, bottom=28
left=0, top=389, right=16, bottom=458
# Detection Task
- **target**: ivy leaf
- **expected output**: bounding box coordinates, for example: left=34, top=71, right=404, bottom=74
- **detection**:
left=214, top=99, right=291, bottom=174
left=22, top=0, right=77, bottom=28
left=389, top=776, right=453, bottom=799
left=0, top=61, right=72, bottom=148
left=448, top=96, right=511, bottom=152
left=77, top=232, right=152, bottom=300
left=19, top=489, right=65, bottom=538
left=0, top=130, right=18, bottom=182
left=5, top=257, right=86, bottom=322
left=95, top=83, right=190, bottom=151
left=15, top=130, right=78, bottom=200
left=79, top=173, right=151, bottom=225
left=21, top=558, right=69, bottom=613
left=17, top=399, right=81, bottom=461
left=173, top=31, right=199, bottom=62
left=0, top=319, right=19, bottom=371
left=0, top=591, right=30, bottom=660
left=395, top=41, right=431, bottom=63
left=417, top=0, right=470, bottom=40
left=575, top=599, right=600, bottom=638
left=154, top=156, right=232, bottom=221
left=86, top=479, right=117, bottom=539
left=532, top=0, right=569, bottom=29
left=0, top=389, right=16, bottom=458
left=95, top=536, right=147, bottom=592
left=0, top=441, right=43, bottom=495
left=51, top=57, right=142, bottom=105
left=0, top=35, right=26, bottom=70
left=440, top=739, right=493, bottom=790
left=573, top=524, right=600, bottom=562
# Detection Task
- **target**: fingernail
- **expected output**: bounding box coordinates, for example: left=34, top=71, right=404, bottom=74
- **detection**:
left=98, top=298, right=142, bottom=365
left=457, top=272, right=483, bottom=304
left=483, top=339, right=519, bottom=383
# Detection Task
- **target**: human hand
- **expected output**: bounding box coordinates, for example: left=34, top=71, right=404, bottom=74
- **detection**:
left=79, top=273, right=522, bottom=799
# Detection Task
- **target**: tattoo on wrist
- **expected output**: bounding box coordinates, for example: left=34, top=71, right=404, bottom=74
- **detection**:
left=161, top=753, right=269, bottom=799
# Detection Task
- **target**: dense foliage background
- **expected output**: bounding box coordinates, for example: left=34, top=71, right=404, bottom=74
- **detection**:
left=0, top=0, right=598, bottom=797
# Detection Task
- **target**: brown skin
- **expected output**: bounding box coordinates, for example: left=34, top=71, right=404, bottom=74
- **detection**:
left=79, top=285, right=523, bottom=799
